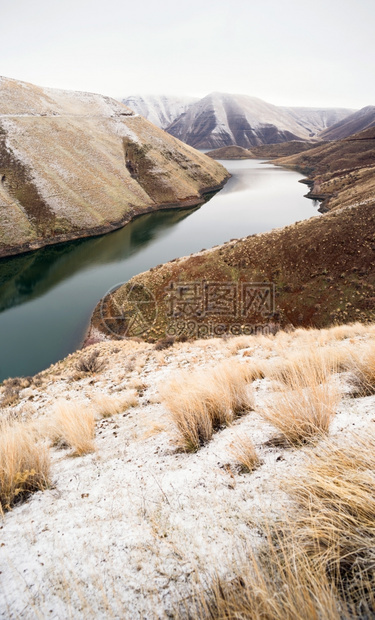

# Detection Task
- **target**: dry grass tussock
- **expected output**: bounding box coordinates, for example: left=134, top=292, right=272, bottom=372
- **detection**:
left=228, top=432, right=259, bottom=472
left=0, top=421, right=50, bottom=514
left=91, top=391, right=138, bottom=418
left=177, top=431, right=375, bottom=619
left=46, top=400, right=96, bottom=455
left=347, top=340, right=375, bottom=396
left=179, top=537, right=343, bottom=620
left=262, top=361, right=340, bottom=445
left=265, top=347, right=345, bottom=387
left=160, top=360, right=254, bottom=451
left=286, top=432, right=375, bottom=614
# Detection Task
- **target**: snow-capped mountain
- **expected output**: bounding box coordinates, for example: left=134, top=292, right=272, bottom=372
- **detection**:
left=165, top=92, right=354, bottom=149
left=122, top=95, right=198, bottom=129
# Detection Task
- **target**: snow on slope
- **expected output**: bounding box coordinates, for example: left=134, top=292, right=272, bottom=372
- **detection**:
left=166, top=92, right=354, bottom=149
left=283, top=106, right=355, bottom=138
left=319, top=105, right=375, bottom=141
left=1, top=326, right=374, bottom=617
left=122, top=94, right=198, bottom=129
left=0, top=77, right=228, bottom=258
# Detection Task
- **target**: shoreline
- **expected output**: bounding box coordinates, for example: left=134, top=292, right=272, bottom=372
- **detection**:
left=0, top=177, right=230, bottom=260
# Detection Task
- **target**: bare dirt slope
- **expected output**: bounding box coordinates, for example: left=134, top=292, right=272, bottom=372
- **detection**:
left=0, top=77, right=229, bottom=258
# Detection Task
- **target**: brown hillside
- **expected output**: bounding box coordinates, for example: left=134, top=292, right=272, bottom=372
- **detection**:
left=207, top=141, right=325, bottom=160
left=319, top=105, right=375, bottom=141
left=90, top=200, right=375, bottom=342
left=275, top=127, right=375, bottom=211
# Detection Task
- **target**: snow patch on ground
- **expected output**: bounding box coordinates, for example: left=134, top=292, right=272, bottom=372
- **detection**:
left=0, top=332, right=374, bottom=618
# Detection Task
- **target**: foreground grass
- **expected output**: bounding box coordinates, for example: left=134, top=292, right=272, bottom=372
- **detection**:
left=46, top=400, right=96, bottom=456
left=161, top=359, right=254, bottom=451
left=177, top=431, right=375, bottom=619
left=0, top=421, right=50, bottom=514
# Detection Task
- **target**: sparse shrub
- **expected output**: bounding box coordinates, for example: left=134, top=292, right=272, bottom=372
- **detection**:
left=0, top=376, right=32, bottom=408
left=48, top=400, right=96, bottom=455
left=76, top=350, right=105, bottom=374
left=154, top=336, right=175, bottom=351
left=91, top=391, right=138, bottom=418
left=0, top=421, right=50, bottom=513
left=161, top=360, right=254, bottom=451
left=228, top=432, right=259, bottom=472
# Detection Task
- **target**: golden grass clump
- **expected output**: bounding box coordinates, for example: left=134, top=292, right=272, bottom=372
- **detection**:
left=179, top=431, right=375, bottom=619
left=287, top=432, right=375, bottom=614
left=178, top=532, right=342, bottom=620
left=0, top=421, right=50, bottom=513
left=91, top=391, right=138, bottom=418
left=48, top=400, right=96, bottom=455
left=262, top=361, right=340, bottom=445
left=160, top=360, right=254, bottom=451
left=348, top=341, right=375, bottom=395
left=228, top=432, right=259, bottom=472
left=265, top=347, right=342, bottom=387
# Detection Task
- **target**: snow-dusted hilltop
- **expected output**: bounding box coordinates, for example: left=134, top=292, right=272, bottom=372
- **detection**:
left=122, top=94, right=198, bottom=129
left=319, top=105, right=375, bottom=141
left=165, top=92, right=354, bottom=149
left=0, top=77, right=228, bottom=258
left=121, top=92, right=354, bottom=149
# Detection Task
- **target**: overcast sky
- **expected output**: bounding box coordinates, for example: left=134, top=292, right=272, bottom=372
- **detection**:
left=1, top=0, right=374, bottom=108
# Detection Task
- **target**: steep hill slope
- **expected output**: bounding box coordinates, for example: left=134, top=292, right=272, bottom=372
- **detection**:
left=275, top=126, right=375, bottom=211
left=284, top=106, right=355, bottom=137
left=122, top=94, right=198, bottom=128
left=89, top=198, right=375, bottom=342
left=0, top=77, right=228, bottom=258
left=319, top=106, right=375, bottom=141
left=89, top=128, right=375, bottom=341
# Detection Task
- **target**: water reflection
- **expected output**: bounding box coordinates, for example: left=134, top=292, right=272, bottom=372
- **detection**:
left=0, top=160, right=317, bottom=380
left=0, top=207, right=197, bottom=314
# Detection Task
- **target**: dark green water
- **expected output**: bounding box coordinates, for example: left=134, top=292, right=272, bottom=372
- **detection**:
left=0, top=160, right=318, bottom=380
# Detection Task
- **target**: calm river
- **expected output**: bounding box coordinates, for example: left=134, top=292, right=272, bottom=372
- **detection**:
left=0, top=160, right=318, bottom=380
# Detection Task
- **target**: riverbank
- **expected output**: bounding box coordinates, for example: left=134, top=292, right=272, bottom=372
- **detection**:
left=0, top=159, right=315, bottom=381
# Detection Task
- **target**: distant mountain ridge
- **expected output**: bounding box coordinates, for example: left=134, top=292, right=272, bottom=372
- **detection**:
left=121, top=95, right=198, bottom=129
left=319, top=106, right=375, bottom=141
left=123, top=92, right=354, bottom=149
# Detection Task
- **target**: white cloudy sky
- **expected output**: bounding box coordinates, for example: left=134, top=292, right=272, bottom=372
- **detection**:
left=1, top=0, right=374, bottom=108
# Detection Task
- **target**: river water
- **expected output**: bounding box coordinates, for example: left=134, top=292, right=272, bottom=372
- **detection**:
left=0, top=159, right=318, bottom=380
